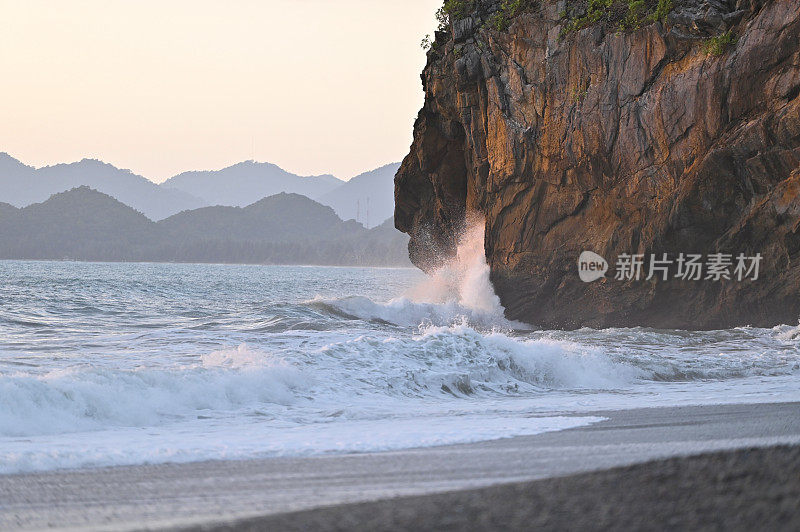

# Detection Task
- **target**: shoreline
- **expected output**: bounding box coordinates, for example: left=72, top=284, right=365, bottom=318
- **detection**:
left=1, top=401, right=798, bottom=530
left=191, top=445, right=800, bottom=532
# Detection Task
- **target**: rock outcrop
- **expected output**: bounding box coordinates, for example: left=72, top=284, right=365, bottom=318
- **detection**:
left=395, top=0, right=800, bottom=329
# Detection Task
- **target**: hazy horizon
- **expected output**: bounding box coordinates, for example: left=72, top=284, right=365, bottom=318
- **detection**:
left=0, top=0, right=440, bottom=183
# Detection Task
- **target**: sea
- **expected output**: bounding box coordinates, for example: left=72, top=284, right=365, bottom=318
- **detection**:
left=2, top=227, right=800, bottom=474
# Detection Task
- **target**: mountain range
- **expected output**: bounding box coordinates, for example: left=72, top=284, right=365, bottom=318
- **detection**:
left=0, top=187, right=411, bottom=266
left=0, top=153, right=205, bottom=221
left=317, top=163, right=400, bottom=228
left=0, top=153, right=398, bottom=226
left=161, top=161, right=343, bottom=207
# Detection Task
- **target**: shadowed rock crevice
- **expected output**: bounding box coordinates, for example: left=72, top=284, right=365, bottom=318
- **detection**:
left=395, top=0, right=800, bottom=329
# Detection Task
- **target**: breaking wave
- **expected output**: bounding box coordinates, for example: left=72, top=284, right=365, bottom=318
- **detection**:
left=2, top=231, right=799, bottom=472
left=0, top=345, right=308, bottom=437
left=2, top=323, right=798, bottom=439
left=313, top=220, right=525, bottom=330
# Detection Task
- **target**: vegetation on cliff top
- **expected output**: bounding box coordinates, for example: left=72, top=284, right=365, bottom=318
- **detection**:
left=428, top=0, right=535, bottom=37
left=436, top=0, right=475, bottom=31
left=559, top=0, right=673, bottom=37
left=559, top=0, right=737, bottom=57
left=422, top=0, right=673, bottom=51
left=423, top=0, right=738, bottom=62
left=488, top=0, right=532, bottom=31
left=422, top=0, right=536, bottom=50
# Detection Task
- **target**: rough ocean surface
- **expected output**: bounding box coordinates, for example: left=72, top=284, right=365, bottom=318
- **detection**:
left=395, top=0, right=800, bottom=329
left=1, top=257, right=799, bottom=475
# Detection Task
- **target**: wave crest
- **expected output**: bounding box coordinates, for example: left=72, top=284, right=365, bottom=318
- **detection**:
left=309, top=220, right=526, bottom=331
left=0, top=345, right=308, bottom=437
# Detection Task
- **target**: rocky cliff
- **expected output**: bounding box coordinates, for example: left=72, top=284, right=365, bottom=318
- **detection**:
left=395, top=0, right=800, bottom=329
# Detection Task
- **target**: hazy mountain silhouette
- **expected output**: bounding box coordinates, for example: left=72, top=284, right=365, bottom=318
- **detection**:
left=0, top=186, right=163, bottom=260
left=155, top=193, right=408, bottom=265
left=0, top=153, right=206, bottom=220
left=358, top=215, right=416, bottom=265
left=0, top=187, right=410, bottom=266
left=159, top=192, right=363, bottom=242
left=317, top=163, right=399, bottom=227
left=0, top=202, right=18, bottom=219
left=0, top=153, right=36, bottom=206
left=0, top=153, right=402, bottom=226
left=161, top=161, right=343, bottom=207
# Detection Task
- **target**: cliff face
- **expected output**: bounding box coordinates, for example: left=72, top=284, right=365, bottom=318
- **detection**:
left=395, top=0, right=800, bottom=329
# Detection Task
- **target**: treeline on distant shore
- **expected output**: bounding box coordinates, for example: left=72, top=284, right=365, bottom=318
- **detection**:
left=0, top=187, right=412, bottom=267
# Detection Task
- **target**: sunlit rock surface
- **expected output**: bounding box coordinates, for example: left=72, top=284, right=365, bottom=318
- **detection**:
left=396, top=0, right=800, bottom=329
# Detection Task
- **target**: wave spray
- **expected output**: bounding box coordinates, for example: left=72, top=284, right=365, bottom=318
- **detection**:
left=408, top=218, right=507, bottom=320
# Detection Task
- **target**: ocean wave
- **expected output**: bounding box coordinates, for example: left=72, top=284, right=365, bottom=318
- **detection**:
left=4, top=321, right=799, bottom=439
left=773, top=322, right=800, bottom=342
left=309, top=295, right=526, bottom=330
left=306, top=222, right=527, bottom=331
left=0, top=345, right=308, bottom=437
left=3, top=254, right=800, bottom=474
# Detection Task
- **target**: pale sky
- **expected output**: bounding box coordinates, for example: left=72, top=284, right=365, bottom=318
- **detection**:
left=0, top=0, right=441, bottom=182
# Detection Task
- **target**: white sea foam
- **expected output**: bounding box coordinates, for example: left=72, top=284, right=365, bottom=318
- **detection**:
left=0, top=332, right=605, bottom=439
left=2, top=258, right=799, bottom=474
left=0, top=345, right=308, bottom=438
left=407, top=222, right=505, bottom=315
left=3, top=322, right=797, bottom=443
left=318, top=220, right=525, bottom=330
left=318, top=295, right=515, bottom=329
left=774, top=321, right=800, bottom=342
left=0, top=414, right=606, bottom=474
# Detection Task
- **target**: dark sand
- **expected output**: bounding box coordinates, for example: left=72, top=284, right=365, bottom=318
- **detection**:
left=1, top=402, right=798, bottom=530
left=191, top=445, right=800, bottom=532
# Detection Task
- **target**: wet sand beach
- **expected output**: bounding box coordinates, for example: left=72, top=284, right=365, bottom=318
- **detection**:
left=1, top=402, right=798, bottom=530
left=200, top=445, right=800, bottom=532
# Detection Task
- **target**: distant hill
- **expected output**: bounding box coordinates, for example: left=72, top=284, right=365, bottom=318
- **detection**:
left=318, top=163, right=399, bottom=228
left=0, top=187, right=163, bottom=260
left=156, top=193, right=406, bottom=265
left=0, top=153, right=206, bottom=220
left=0, top=153, right=36, bottom=206
left=0, top=154, right=401, bottom=227
left=161, top=161, right=344, bottom=207
left=159, top=193, right=363, bottom=242
left=0, top=187, right=411, bottom=266
left=359, top=216, right=414, bottom=265
left=0, top=202, right=18, bottom=219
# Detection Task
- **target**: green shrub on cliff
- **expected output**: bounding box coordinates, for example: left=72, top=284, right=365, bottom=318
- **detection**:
left=421, top=34, right=430, bottom=50
left=648, top=0, right=673, bottom=24
left=437, top=0, right=475, bottom=30
left=584, top=0, right=614, bottom=24
left=620, top=0, right=647, bottom=30
left=489, top=0, right=532, bottom=31
left=704, top=30, right=737, bottom=56
left=445, top=0, right=474, bottom=18
left=436, top=0, right=533, bottom=34
left=560, top=0, right=613, bottom=36
left=560, top=0, right=674, bottom=37
left=571, top=80, right=589, bottom=103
